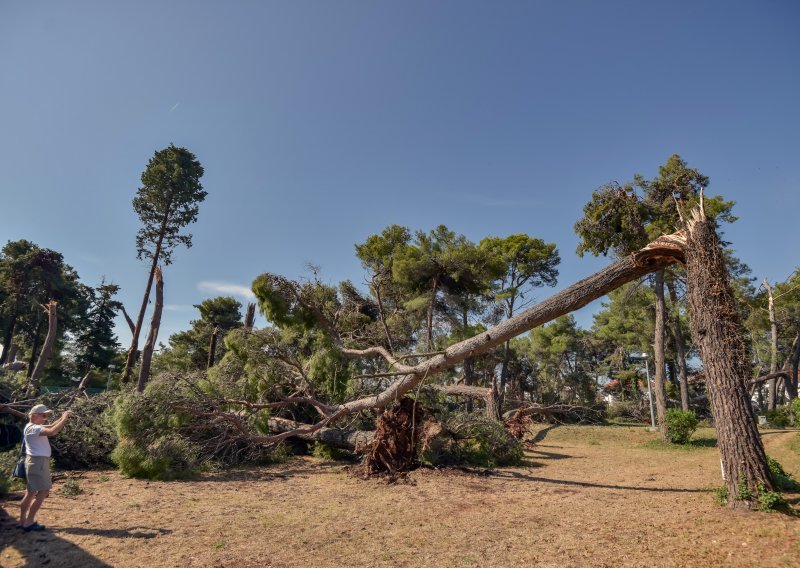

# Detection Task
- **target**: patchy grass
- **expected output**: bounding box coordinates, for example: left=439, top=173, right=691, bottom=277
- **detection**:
left=1, top=425, right=799, bottom=567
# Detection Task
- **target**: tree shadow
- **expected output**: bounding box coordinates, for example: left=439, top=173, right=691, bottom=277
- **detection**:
left=1, top=505, right=113, bottom=567
left=689, top=437, right=717, bottom=448
left=526, top=447, right=573, bottom=460
left=56, top=525, right=171, bottom=539
left=529, top=424, right=560, bottom=444
left=491, top=470, right=710, bottom=494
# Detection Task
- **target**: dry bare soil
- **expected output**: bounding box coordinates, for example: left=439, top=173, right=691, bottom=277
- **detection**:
left=2, top=425, right=799, bottom=567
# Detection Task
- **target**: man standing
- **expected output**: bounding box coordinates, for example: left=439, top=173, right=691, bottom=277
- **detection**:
left=18, top=404, right=72, bottom=532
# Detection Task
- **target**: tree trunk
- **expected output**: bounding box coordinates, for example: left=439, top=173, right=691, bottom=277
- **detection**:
left=763, top=279, right=778, bottom=411
left=0, top=311, right=17, bottom=364
left=267, top=417, right=373, bottom=450
left=426, top=277, right=438, bottom=351
left=486, top=375, right=502, bottom=421
left=120, top=305, right=136, bottom=334
left=684, top=209, right=773, bottom=507
left=6, top=341, right=18, bottom=365
left=123, top=215, right=168, bottom=384
left=137, top=267, right=164, bottom=393
left=790, top=332, right=800, bottom=400
left=207, top=326, right=219, bottom=369
left=653, top=269, right=670, bottom=441
left=26, top=318, right=44, bottom=378
left=667, top=278, right=690, bottom=410
left=244, top=303, right=256, bottom=331
left=28, top=301, right=58, bottom=395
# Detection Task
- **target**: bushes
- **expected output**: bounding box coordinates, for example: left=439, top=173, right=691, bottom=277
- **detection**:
left=604, top=400, right=650, bottom=423
left=765, top=407, right=792, bottom=429
left=792, top=398, right=800, bottom=426
left=665, top=409, right=698, bottom=444
left=110, top=377, right=202, bottom=480
left=767, top=456, right=800, bottom=492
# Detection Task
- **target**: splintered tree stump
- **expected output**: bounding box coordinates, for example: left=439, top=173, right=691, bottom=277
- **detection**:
left=357, top=397, right=422, bottom=478
left=684, top=208, right=773, bottom=505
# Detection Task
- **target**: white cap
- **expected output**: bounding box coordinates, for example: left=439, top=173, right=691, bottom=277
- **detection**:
left=29, top=404, right=53, bottom=415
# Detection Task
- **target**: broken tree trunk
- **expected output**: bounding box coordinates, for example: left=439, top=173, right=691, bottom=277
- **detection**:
left=28, top=301, right=58, bottom=395
left=120, top=305, right=136, bottom=334
left=267, top=417, right=374, bottom=450
left=684, top=207, right=774, bottom=506
left=244, top=302, right=256, bottom=331
left=137, top=267, right=164, bottom=393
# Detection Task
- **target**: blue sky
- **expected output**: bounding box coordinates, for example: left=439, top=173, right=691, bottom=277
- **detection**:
left=1, top=0, right=798, bottom=349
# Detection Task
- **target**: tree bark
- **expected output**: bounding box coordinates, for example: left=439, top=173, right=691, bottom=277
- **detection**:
left=28, top=301, right=58, bottom=395
left=684, top=208, right=773, bottom=506
left=763, top=279, right=778, bottom=411
left=667, top=277, right=690, bottom=410
left=137, top=267, right=163, bottom=393
left=653, top=269, right=670, bottom=441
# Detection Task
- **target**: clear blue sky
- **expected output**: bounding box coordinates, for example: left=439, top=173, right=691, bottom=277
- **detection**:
left=1, top=1, right=798, bottom=348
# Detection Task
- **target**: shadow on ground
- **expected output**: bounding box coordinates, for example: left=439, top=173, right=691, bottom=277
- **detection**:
left=491, top=469, right=711, bottom=493
left=1, top=499, right=171, bottom=567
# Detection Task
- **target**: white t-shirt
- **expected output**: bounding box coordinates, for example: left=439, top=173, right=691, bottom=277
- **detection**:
left=24, top=423, right=51, bottom=457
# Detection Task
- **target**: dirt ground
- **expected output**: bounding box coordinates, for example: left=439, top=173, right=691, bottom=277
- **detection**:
left=2, top=425, right=799, bottom=567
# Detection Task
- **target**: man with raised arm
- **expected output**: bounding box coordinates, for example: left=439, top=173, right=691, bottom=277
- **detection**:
left=18, top=404, right=72, bottom=532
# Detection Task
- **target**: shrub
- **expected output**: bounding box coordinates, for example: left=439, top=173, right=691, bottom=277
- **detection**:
left=765, top=407, right=791, bottom=429
left=605, top=401, right=641, bottom=422
left=792, top=398, right=800, bottom=427
left=767, top=456, right=800, bottom=491
left=0, top=447, right=20, bottom=496
left=58, top=477, right=84, bottom=497
left=665, top=409, right=698, bottom=444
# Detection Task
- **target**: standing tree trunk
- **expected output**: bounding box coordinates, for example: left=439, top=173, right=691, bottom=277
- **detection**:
left=763, top=279, right=778, bottom=411
left=667, top=278, right=690, bottom=410
left=684, top=208, right=773, bottom=507
left=207, top=326, right=219, bottom=369
left=789, top=332, right=800, bottom=400
left=5, top=341, right=18, bottom=365
left=0, top=311, right=18, bottom=364
left=28, top=301, right=58, bottom=395
left=653, top=269, right=670, bottom=441
left=137, top=267, right=164, bottom=393
left=123, top=214, right=169, bottom=384
left=25, top=319, right=44, bottom=379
